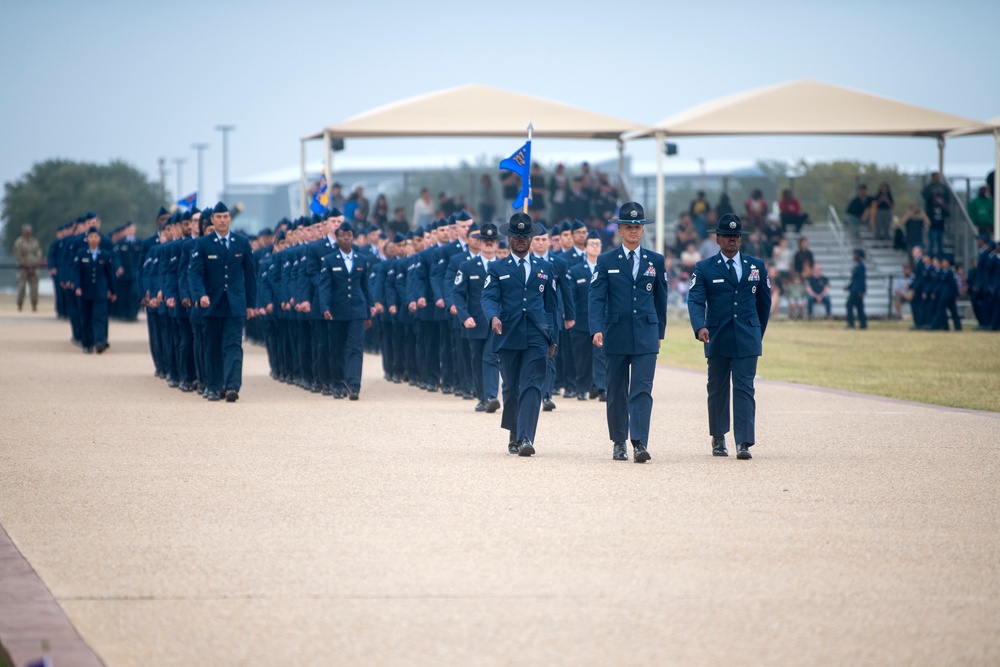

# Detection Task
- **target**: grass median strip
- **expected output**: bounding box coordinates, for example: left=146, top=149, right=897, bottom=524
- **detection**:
left=660, top=319, right=1000, bottom=412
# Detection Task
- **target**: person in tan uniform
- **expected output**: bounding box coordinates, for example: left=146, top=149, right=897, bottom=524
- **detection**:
left=13, top=224, right=43, bottom=312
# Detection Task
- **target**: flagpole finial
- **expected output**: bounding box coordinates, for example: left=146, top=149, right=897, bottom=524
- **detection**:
left=527, top=121, right=534, bottom=140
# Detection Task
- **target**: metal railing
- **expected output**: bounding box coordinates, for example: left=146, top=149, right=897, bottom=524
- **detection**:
left=827, top=205, right=848, bottom=253
left=944, top=181, right=979, bottom=269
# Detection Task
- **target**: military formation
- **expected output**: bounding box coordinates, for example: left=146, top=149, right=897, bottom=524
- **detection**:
left=43, top=197, right=780, bottom=462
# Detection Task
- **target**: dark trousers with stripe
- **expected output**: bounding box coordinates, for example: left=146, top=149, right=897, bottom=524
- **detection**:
left=707, top=355, right=758, bottom=446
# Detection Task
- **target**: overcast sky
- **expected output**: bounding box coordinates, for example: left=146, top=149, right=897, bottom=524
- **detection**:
left=2, top=0, right=997, bottom=213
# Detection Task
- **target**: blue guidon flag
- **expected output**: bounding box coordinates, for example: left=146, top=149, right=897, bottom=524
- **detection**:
left=177, top=192, right=198, bottom=209
left=499, top=140, right=531, bottom=211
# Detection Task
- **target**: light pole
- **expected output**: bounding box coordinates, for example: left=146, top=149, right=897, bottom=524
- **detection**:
left=191, top=142, right=209, bottom=204
left=158, top=157, right=167, bottom=202
left=172, top=158, right=186, bottom=204
left=215, top=124, right=236, bottom=197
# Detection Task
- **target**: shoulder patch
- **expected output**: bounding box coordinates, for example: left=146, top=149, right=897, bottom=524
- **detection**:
left=590, top=271, right=599, bottom=283
left=484, top=275, right=491, bottom=288
left=454, top=271, right=463, bottom=286
left=690, top=273, right=697, bottom=288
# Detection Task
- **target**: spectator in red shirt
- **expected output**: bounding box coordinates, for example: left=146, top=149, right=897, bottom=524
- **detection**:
left=779, top=189, right=810, bottom=233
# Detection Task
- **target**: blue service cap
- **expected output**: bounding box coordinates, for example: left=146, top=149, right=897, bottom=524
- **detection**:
left=560, top=220, right=573, bottom=233
left=86, top=226, right=100, bottom=235
left=468, top=221, right=480, bottom=233
left=275, top=230, right=286, bottom=242
left=392, top=232, right=406, bottom=243
left=454, top=209, right=473, bottom=222
left=571, top=219, right=586, bottom=231
left=412, top=227, right=425, bottom=238
left=156, top=206, right=169, bottom=217
left=339, top=221, right=354, bottom=234
left=326, top=206, right=342, bottom=218
left=258, top=227, right=273, bottom=236
left=212, top=201, right=229, bottom=214
left=586, top=229, right=601, bottom=240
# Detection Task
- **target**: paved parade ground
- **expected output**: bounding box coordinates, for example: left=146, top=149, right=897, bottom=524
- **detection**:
left=1, top=306, right=999, bottom=666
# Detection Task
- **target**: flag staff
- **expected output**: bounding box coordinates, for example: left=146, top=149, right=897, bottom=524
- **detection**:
left=524, top=121, right=533, bottom=214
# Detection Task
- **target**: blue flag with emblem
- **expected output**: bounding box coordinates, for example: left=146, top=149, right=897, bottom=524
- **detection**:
left=309, top=173, right=328, bottom=215
left=177, top=192, right=197, bottom=209
left=499, top=140, right=531, bottom=211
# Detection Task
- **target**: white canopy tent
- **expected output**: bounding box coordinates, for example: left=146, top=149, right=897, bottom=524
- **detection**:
left=947, top=115, right=1000, bottom=239
left=623, top=80, right=988, bottom=252
left=300, top=84, right=650, bottom=215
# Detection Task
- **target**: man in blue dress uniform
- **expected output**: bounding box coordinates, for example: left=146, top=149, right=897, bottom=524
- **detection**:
left=568, top=230, right=606, bottom=401
left=72, top=227, right=117, bottom=353
left=453, top=222, right=502, bottom=413
left=319, top=221, right=375, bottom=400
left=687, top=213, right=772, bottom=460
left=481, top=213, right=559, bottom=456
left=188, top=202, right=258, bottom=402
left=589, top=202, right=668, bottom=463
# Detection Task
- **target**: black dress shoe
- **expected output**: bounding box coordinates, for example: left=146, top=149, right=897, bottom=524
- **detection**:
left=334, top=387, right=346, bottom=399
left=167, top=379, right=179, bottom=388
left=462, top=392, right=474, bottom=400
left=577, top=394, right=588, bottom=401
left=632, top=441, right=651, bottom=463
left=474, top=401, right=487, bottom=412
left=542, top=397, right=556, bottom=411
left=597, top=390, right=607, bottom=402
left=441, top=386, right=453, bottom=395
left=206, top=390, right=222, bottom=401
left=322, top=386, right=333, bottom=396
left=225, top=390, right=239, bottom=402
left=348, top=390, right=359, bottom=401
left=508, top=433, right=519, bottom=455
left=180, top=382, right=194, bottom=393
left=712, top=436, right=729, bottom=457
left=613, top=441, right=628, bottom=461
left=589, top=386, right=599, bottom=399
left=95, top=342, right=109, bottom=354
left=310, top=383, right=322, bottom=393
left=484, top=398, right=500, bottom=413
left=563, top=390, right=576, bottom=399
left=83, top=347, right=93, bottom=354
left=736, top=442, right=752, bottom=460
left=518, top=439, right=535, bottom=457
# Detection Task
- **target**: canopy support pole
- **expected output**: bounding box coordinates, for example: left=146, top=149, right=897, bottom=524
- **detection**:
left=654, top=131, right=665, bottom=254
left=937, top=136, right=945, bottom=176
left=324, top=131, right=334, bottom=212
left=299, top=139, right=308, bottom=216
left=994, top=128, right=999, bottom=240
left=616, top=137, right=627, bottom=201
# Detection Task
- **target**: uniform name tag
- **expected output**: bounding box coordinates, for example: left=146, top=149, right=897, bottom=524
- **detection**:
left=332, top=267, right=343, bottom=271
left=712, top=278, right=724, bottom=283
left=470, top=275, right=481, bottom=279
left=208, top=255, right=218, bottom=259
left=82, top=258, right=90, bottom=263
left=576, top=278, right=586, bottom=283
left=499, top=274, right=510, bottom=280
left=608, top=269, right=620, bottom=274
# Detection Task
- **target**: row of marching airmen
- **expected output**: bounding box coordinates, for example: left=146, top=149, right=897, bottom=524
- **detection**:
left=137, top=200, right=773, bottom=464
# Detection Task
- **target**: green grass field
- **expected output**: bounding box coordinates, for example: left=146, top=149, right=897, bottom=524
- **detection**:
left=660, top=317, right=1000, bottom=412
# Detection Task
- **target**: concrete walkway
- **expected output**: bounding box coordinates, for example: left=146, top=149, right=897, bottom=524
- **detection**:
left=1, top=309, right=997, bottom=666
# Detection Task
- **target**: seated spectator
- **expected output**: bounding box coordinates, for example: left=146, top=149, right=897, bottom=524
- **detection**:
left=528, top=163, right=546, bottom=219
left=772, top=237, right=793, bottom=282
left=674, top=212, right=699, bottom=254
left=786, top=272, right=806, bottom=320
left=680, top=241, right=701, bottom=272
left=766, top=261, right=783, bottom=317
left=413, top=188, right=435, bottom=227
left=690, top=190, right=711, bottom=238
left=371, top=194, right=389, bottom=227
left=385, top=207, right=408, bottom=235
left=901, top=204, right=928, bottom=252
left=873, top=182, right=894, bottom=241
left=805, top=263, right=833, bottom=320
left=779, top=189, right=810, bottom=233
left=743, top=230, right=762, bottom=258
left=745, top=188, right=768, bottom=232
left=793, top=236, right=814, bottom=276
left=968, top=186, right=994, bottom=237
left=699, top=231, right=719, bottom=260
left=477, top=174, right=497, bottom=223
left=716, top=192, right=735, bottom=219
left=891, top=263, right=914, bottom=320
left=845, top=184, right=873, bottom=234
left=762, top=218, right=784, bottom=258
left=439, top=191, right=458, bottom=217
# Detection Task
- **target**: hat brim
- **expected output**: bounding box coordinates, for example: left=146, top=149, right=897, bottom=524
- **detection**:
left=499, top=221, right=548, bottom=238
left=713, top=229, right=752, bottom=236
left=612, top=218, right=655, bottom=225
